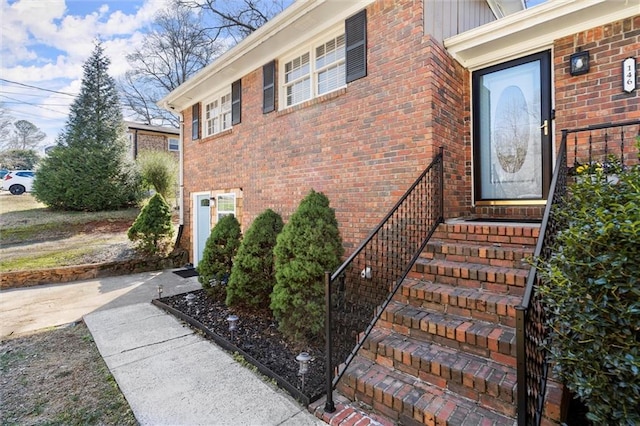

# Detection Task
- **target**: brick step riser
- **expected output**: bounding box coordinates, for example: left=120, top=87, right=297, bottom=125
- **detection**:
left=336, top=358, right=516, bottom=425
left=376, top=309, right=517, bottom=368
left=409, top=262, right=529, bottom=297
left=433, top=223, right=540, bottom=243
left=395, top=281, right=520, bottom=328
left=357, top=334, right=517, bottom=417
left=421, top=244, right=532, bottom=271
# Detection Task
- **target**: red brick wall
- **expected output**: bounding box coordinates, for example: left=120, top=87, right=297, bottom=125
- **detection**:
left=179, top=0, right=468, bottom=258
left=134, top=132, right=179, bottom=159
left=554, top=15, right=640, bottom=165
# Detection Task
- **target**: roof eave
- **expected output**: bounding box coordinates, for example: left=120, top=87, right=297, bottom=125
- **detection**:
left=159, top=0, right=374, bottom=112
left=445, top=0, right=640, bottom=70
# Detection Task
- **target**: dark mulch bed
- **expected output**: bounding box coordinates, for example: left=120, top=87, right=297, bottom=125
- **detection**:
left=157, top=289, right=326, bottom=403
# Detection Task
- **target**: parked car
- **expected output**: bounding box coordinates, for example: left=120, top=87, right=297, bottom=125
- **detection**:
left=2, top=170, right=35, bottom=195
left=0, top=169, right=8, bottom=180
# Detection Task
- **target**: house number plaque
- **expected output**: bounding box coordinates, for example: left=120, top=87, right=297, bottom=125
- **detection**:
left=623, top=57, right=636, bottom=93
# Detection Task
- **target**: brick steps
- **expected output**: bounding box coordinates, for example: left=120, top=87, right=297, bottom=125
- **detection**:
left=422, top=240, right=533, bottom=270
left=320, top=222, right=539, bottom=425
left=336, top=356, right=516, bottom=425
left=396, top=278, right=521, bottom=327
left=409, top=258, right=529, bottom=296
left=360, top=328, right=517, bottom=417
left=431, top=223, right=539, bottom=247
left=377, top=300, right=516, bottom=367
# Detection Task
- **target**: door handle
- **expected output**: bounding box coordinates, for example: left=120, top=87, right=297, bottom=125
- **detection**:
left=540, top=120, right=548, bottom=136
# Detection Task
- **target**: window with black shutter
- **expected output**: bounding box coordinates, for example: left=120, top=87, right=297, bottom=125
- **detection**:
left=191, top=103, right=200, bottom=140
left=232, top=79, right=241, bottom=125
left=345, top=10, right=367, bottom=83
left=263, top=61, right=275, bottom=113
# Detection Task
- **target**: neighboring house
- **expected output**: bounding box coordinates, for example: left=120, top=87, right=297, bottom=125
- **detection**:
left=125, top=121, right=180, bottom=159
left=161, top=0, right=638, bottom=424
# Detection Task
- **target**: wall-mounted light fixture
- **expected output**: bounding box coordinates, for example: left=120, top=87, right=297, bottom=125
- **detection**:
left=570, top=50, right=590, bottom=76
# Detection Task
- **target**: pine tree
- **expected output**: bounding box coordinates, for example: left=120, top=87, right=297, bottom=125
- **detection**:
left=33, top=42, right=141, bottom=211
left=270, top=190, right=344, bottom=343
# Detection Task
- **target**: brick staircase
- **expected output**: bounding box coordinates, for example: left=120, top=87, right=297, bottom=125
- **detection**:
left=313, top=221, right=540, bottom=425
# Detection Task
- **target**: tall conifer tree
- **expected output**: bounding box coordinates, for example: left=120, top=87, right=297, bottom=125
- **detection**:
left=34, top=42, right=141, bottom=211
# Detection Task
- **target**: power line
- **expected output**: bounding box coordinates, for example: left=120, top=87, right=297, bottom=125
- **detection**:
left=0, top=78, right=76, bottom=97
left=1, top=100, right=72, bottom=107
left=0, top=95, right=69, bottom=115
left=0, top=89, right=74, bottom=100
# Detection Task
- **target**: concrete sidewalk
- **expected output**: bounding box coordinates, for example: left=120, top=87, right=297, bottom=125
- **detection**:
left=84, top=302, right=325, bottom=426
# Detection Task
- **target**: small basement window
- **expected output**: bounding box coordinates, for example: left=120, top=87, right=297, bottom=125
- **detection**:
left=216, top=193, right=236, bottom=221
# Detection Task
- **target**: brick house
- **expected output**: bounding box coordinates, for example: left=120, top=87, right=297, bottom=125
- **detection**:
left=161, top=0, right=639, bottom=424
left=124, top=121, right=180, bottom=159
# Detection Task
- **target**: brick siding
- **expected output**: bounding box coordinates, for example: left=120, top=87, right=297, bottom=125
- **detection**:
left=555, top=16, right=639, bottom=131
left=180, top=0, right=468, bottom=258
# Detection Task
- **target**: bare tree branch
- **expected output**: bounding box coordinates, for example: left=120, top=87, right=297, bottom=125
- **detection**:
left=118, top=2, right=223, bottom=126
left=177, top=0, right=289, bottom=43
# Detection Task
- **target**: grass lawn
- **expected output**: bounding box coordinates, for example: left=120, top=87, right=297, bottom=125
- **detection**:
left=0, top=192, right=140, bottom=271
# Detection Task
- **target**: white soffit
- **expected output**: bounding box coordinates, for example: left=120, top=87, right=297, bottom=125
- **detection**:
left=445, top=0, right=640, bottom=70
left=160, top=0, right=375, bottom=111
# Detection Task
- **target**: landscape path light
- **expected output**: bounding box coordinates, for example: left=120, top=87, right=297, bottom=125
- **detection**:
left=296, top=352, right=312, bottom=391
left=185, top=293, right=196, bottom=306
left=227, top=314, right=239, bottom=340
left=157, top=284, right=163, bottom=299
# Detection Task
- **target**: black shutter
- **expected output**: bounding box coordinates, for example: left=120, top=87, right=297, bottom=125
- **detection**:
left=345, top=9, right=367, bottom=83
left=263, top=61, right=275, bottom=113
left=232, top=79, right=241, bottom=125
left=191, top=103, right=200, bottom=140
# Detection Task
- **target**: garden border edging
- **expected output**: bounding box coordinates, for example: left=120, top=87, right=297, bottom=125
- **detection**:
left=1, top=249, right=188, bottom=290
left=152, top=298, right=324, bottom=406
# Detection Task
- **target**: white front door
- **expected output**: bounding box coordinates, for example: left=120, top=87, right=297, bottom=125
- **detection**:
left=193, top=193, right=211, bottom=267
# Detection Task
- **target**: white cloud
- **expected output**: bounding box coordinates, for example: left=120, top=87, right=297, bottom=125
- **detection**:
left=0, top=0, right=171, bottom=147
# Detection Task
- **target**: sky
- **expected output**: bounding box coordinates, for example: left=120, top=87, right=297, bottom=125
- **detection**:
left=1, top=0, right=173, bottom=149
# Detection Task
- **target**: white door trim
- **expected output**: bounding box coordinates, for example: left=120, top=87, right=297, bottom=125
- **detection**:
left=192, top=191, right=211, bottom=267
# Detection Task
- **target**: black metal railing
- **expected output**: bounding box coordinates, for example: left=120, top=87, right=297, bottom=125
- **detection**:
left=324, top=147, right=444, bottom=411
left=516, top=120, right=640, bottom=425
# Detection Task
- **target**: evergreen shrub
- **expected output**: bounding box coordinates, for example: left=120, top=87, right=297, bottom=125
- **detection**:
left=534, top=149, right=640, bottom=424
left=33, top=43, right=142, bottom=211
left=198, top=214, right=241, bottom=297
left=270, top=190, right=344, bottom=343
left=127, top=193, right=174, bottom=256
left=226, top=209, right=283, bottom=310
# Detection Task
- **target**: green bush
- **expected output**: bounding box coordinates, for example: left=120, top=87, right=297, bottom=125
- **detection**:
left=226, top=209, right=283, bottom=310
left=270, top=190, right=344, bottom=343
left=137, top=150, right=178, bottom=201
left=198, top=214, right=241, bottom=297
left=127, top=193, right=174, bottom=256
left=534, top=160, right=640, bottom=424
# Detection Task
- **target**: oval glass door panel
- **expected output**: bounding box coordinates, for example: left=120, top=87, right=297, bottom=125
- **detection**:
left=475, top=56, right=548, bottom=201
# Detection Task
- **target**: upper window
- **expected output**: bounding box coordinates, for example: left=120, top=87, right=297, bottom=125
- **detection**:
left=200, top=79, right=241, bottom=138
left=191, top=104, right=200, bottom=140
left=204, top=92, right=232, bottom=137
left=282, top=32, right=346, bottom=108
left=168, top=138, right=179, bottom=151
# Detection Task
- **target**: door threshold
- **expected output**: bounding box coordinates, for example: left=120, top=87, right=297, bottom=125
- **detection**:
left=446, top=217, right=541, bottom=226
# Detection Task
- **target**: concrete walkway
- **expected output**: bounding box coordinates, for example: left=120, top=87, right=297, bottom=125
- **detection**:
left=1, top=270, right=324, bottom=426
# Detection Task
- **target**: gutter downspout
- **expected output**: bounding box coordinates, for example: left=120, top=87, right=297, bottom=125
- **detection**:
left=164, top=103, right=185, bottom=250
left=176, top=111, right=185, bottom=248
